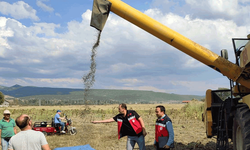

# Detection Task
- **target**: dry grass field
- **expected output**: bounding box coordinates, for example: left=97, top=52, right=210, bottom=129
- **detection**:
left=0, top=102, right=233, bottom=150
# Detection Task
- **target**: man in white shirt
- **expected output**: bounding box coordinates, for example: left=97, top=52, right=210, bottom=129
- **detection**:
left=8, top=114, right=51, bottom=150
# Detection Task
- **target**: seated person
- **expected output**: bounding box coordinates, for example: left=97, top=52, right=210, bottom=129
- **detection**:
left=54, top=110, right=65, bottom=133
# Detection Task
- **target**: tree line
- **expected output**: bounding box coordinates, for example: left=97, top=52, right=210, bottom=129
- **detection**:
left=9, top=98, right=153, bottom=106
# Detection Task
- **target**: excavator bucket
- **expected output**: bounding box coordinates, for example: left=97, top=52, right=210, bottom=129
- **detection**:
left=90, top=0, right=111, bottom=31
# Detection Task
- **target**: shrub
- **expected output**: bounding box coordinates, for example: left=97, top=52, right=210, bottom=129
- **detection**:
left=0, top=92, right=4, bottom=104
left=181, top=101, right=204, bottom=120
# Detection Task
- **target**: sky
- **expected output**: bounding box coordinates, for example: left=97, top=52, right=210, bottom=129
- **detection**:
left=0, top=0, right=250, bottom=95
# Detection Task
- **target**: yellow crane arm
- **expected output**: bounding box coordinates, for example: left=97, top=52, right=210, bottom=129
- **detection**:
left=91, top=0, right=250, bottom=88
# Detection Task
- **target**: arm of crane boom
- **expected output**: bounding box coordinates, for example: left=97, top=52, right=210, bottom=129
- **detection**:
left=90, top=0, right=250, bottom=88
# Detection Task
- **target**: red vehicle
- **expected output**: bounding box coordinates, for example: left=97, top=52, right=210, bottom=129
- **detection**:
left=32, top=115, right=77, bottom=136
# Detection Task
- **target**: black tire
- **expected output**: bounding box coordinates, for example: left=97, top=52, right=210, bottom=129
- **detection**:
left=233, top=104, right=250, bottom=150
left=70, top=128, right=77, bottom=135
left=42, top=131, right=47, bottom=136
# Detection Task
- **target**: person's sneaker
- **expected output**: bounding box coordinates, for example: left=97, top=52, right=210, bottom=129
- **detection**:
left=61, top=131, right=65, bottom=134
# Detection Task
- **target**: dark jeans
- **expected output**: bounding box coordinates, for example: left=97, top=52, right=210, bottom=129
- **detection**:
left=55, top=122, right=65, bottom=131
left=156, top=142, right=170, bottom=150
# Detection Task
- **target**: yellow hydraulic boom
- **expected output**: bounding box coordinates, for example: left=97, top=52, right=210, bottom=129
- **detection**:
left=91, top=0, right=250, bottom=88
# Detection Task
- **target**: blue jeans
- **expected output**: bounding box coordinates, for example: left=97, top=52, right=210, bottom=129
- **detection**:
left=127, top=135, right=145, bottom=150
left=1, top=138, right=9, bottom=150
left=56, top=122, right=65, bottom=131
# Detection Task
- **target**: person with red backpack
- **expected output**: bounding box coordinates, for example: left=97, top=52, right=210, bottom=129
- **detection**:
left=91, top=103, right=147, bottom=150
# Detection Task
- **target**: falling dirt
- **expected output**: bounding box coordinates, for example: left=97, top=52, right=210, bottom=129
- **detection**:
left=82, top=31, right=101, bottom=104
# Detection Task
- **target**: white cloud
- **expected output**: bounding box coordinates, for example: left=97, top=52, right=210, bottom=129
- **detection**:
left=152, top=0, right=250, bottom=25
left=0, top=77, right=83, bottom=89
left=170, top=80, right=226, bottom=92
left=106, top=85, right=168, bottom=93
left=0, top=77, right=28, bottom=87
left=0, top=1, right=39, bottom=21
left=116, top=78, right=144, bottom=86
left=31, top=22, right=60, bottom=37
left=0, top=67, right=17, bottom=72
left=186, top=0, right=238, bottom=16
left=0, top=17, right=83, bottom=66
left=239, top=0, right=250, bottom=3
left=25, top=78, right=83, bottom=88
left=184, top=0, right=250, bottom=25
left=36, top=1, right=54, bottom=12
left=183, top=58, right=203, bottom=68
left=110, top=63, right=145, bottom=73
left=55, top=13, right=61, bottom=17
left=25, top=78, right=82, bottom=84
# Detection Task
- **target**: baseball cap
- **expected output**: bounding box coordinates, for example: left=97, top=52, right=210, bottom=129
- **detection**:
left=57, top=110, right=61, bottom=113
left=3, top=110, right=11, bottom=114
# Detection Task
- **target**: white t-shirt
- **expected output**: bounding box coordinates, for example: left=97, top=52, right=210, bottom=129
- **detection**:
left=8, top=129, right=48, bottom=150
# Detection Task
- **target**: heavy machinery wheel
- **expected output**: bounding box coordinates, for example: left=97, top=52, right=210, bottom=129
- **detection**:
left=233, top=104, right=250, bottom=150
left=70, top=129, right=77, bottom=135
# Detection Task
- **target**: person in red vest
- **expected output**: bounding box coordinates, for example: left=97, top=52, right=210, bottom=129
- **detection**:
left=91, top=103, right=147, bottom=150
left=154, top=105, right=174, bottom=150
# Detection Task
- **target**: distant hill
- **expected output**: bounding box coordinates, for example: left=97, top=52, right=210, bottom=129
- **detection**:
left=0, top=84, right=84, bottom=97
left=0, top=85, right=204, bottom=105
left=79, top=89, right=204, bottom=103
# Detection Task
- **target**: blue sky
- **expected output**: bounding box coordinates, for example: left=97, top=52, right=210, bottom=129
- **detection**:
left=0, top=0, right=250, bottom=95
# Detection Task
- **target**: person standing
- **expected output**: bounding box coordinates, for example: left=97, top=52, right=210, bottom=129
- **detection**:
left=8, top=114, right=50, bottom=150
left=54, top=110, right=65, bottom=133
left=91, top=103, right=147, bottom=150
left=154, top=105, right=174, bottom=150
left=0, top=110, right=16, bottom=150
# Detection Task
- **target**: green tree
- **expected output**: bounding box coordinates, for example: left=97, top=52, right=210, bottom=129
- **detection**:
left=0, top=92, right=4, bottom=104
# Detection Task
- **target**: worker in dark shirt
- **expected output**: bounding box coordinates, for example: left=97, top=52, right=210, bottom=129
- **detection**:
left=91, top=103, right=147, bottom=150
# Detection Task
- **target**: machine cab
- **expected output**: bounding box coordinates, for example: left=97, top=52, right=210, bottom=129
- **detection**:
left=232, top=37, right=250, bottom=67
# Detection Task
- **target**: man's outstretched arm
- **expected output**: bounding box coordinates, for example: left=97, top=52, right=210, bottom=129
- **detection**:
left=91, top=118, right=115, bottom=123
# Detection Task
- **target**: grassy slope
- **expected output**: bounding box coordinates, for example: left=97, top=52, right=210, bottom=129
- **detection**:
left=18, top=89, right=204, bottom=104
